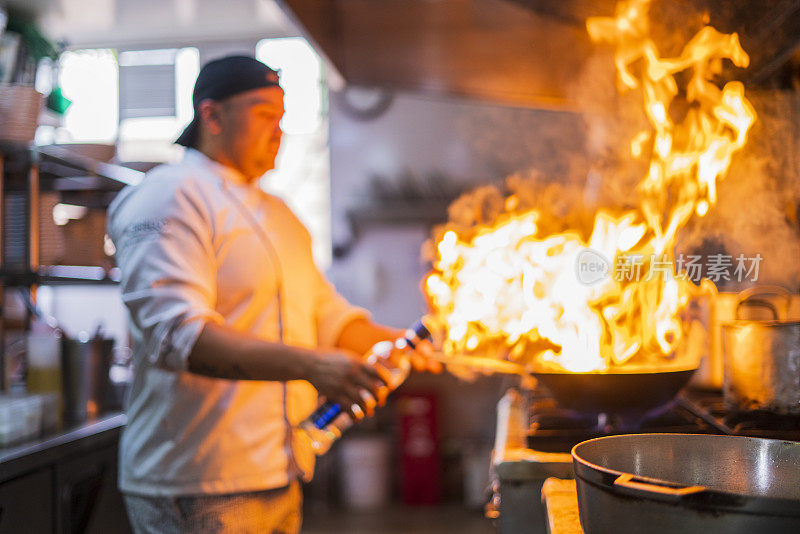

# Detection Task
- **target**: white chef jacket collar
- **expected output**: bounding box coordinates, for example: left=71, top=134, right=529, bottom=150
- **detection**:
left=183, top=148, right=252, bottom=186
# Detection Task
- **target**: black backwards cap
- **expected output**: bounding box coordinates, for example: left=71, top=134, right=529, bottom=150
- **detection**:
left=175, top=55, right=281, bottom=148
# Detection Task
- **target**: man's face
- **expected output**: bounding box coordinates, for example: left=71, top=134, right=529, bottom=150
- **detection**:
left=215, top=86, right=285, bottom=181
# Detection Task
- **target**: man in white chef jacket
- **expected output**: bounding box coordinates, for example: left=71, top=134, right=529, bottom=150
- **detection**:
left=108, top=55, right=439, bottom=533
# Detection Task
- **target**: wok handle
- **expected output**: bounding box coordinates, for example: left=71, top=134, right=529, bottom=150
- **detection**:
left=613, top=473, right=706, bottom=499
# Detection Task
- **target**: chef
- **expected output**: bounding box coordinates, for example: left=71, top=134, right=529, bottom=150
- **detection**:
left=108, top=55, right=439, bottom=533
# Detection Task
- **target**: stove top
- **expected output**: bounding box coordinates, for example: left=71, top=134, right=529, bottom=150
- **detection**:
left=491, top=386, right=800, bottom=533
left=526, top=387, right=800, bottom=453
left=680, top=389, right=800, bottom=441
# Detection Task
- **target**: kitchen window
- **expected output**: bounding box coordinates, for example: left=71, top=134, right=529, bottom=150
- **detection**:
left=41, top=46, right=198, bottom=164
left=43, top=48, right=119, bottom=145
left=116, top=47, right=199, bottom=163
left=256, top=37, right=331, bottom=268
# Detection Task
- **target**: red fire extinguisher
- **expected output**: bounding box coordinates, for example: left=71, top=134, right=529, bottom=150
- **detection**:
left=397, top=393, right=441, bottom=505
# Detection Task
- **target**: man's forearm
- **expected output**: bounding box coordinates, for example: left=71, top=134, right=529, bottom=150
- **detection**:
left=187, top=321, right=317, bottom=381
left=337, top=317, right=443, bottom=374
left=335, top=317, right=401, bottom=356
left=187, top=321, right=388, bottom=414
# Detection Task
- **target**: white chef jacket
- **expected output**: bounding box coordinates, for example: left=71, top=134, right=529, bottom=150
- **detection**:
left=108, top=148, right=368, bottom=496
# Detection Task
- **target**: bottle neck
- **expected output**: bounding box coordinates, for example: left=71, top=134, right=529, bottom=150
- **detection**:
left=401, top=319, right=431, bottom=350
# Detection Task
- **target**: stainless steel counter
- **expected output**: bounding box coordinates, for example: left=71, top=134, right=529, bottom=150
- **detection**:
left=0, top=413, right=126, bottom=483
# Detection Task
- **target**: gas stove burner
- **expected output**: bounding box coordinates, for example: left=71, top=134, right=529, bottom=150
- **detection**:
left=526, top=390, right=715, bottom=453
left=532, top=397, right=683, bottom=434
left=520, top=385, right=800, bottom=454
left=728, top=413, right=800, bottom=434
left=491, top=387, right=800, bottom=534
left=678, top=391, right=800, bottom=441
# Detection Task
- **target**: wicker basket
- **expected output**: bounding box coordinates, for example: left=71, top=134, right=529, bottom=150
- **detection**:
left=0, top=84, right=43, bottom=143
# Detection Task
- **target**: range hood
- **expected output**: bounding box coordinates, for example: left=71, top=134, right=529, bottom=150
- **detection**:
left=277, top=0, right=800, bottom=109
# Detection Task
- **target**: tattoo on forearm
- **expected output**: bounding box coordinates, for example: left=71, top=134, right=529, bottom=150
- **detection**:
left=231, top=363, right=254, bottom=380
left=189, top=358, right=255, bottom=380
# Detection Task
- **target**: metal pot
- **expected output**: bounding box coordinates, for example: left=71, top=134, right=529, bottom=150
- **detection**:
left=61, top=332, right=115, bottom=423
left=695, top=287, right=800, bottom=389
left=572, top=433, right=800, bottom=534
left=722, top=286, right=800, bottom=415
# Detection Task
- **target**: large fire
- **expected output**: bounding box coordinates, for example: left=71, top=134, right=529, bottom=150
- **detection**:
left=423, top=0, right=756, bottom=373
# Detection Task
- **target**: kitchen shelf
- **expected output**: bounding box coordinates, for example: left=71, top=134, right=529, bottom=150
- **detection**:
left=0, top=141, right=30, bottom=156
left=1, top=141, right=38, bottom=390
left=39, top=265, right=121, bottom=285
left=1, top=143, right=142, bottom=201
left=1, top=142, right=135, bottom=389
left=346, top=203, right=449, bottom=233
left=37, top=144, right=143, bottom=188
left=0, top=266, right=120, bottom=285
left=36, top=145, right=143, bottom=207
left=334, top=203, right=449, bottom=258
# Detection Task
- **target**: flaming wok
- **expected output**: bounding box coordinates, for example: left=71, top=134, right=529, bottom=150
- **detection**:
left=421, top=0, right=752, bottom=427
left=532, top=367, right=696, bottom=417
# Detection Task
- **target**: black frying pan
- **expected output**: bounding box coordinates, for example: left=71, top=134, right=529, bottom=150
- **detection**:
left=532, top=368, right=696, bottom=417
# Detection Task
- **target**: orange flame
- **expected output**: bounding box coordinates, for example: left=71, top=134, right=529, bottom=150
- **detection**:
left=424, top=0, right=755, bottom=373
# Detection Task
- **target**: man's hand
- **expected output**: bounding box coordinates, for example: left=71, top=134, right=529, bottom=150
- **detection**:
left=307, top=350, right=388, bottom=420
left=407, top=339, right=444, bottom=374
left=336, top=318, right=444, bottom=375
